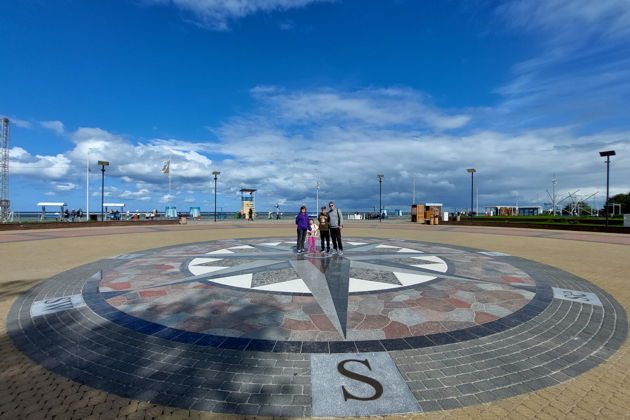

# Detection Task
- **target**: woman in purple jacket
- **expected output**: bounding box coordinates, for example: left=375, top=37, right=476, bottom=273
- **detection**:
left=295, top=206, right=309, bottom=253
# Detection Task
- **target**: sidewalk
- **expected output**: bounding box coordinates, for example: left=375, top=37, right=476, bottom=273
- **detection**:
left=0, top=224, right=628, bottom=419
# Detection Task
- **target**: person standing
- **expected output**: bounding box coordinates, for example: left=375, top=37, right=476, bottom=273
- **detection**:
left=307, top=219, right=319, bottom=253
left=318, top=206, right=331, bottom=253
left=328, top=202, right=344, bottom=255
left=248, top=207, right=254, bottom=221
left=295, top=206, right=309, bottom=253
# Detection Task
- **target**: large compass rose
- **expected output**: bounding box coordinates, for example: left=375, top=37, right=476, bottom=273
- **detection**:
left=145, top=241, right=510, bottom=338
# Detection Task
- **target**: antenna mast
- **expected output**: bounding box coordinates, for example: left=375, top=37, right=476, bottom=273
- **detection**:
left=0, top=118, right=10, bottom=222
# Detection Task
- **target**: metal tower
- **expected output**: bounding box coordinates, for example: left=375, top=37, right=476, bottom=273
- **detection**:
left=0, top=118, right=10, bottom=222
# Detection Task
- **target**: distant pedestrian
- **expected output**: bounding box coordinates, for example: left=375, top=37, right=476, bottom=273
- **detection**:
left=328, top=202, right=344, bottom=255
left=295, top=206, right=309, bottom=253
left=248, top=208, right=254, bottom=221
left=307, top=219, right=319, bottom=253
left=71, top=209, right=76, bottom=222
left=318, top=206, right=330, bottom=253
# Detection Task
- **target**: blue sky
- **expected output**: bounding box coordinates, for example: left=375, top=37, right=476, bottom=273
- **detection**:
left=1, top=0, right=628, bottom=213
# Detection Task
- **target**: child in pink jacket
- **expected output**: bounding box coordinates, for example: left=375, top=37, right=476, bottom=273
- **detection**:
left=307, top=219, right=319, bottom=253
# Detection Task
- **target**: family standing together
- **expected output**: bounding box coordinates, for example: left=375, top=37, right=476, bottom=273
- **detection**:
left=295, top=202, right=344, bottom=255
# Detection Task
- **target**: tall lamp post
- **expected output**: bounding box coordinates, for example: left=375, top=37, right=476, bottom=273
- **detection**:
left=85, top=148, right=96, bottom=221
left=212, top=171, right=221, bottom=222
left=466, top=168, right=476, bottom=222
left=599, top=150, right=615, bottom=227
left=377, top=174, right=384, bottom=222
left=98, top=160, right=109, bottom=222
left=316, top=181, right=320, bottom=213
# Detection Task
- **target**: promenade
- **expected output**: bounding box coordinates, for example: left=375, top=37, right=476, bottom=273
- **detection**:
left=1, top=221, right=628, bottom=419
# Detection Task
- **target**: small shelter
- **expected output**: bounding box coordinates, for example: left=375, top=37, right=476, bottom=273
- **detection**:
left=240, top=188, right=256, bottom=220
left=37, top=202, right=67, bottom=221
left=189, top=207, right=201, bottom=219
left=411, top=203, right=443, bottom=224
left=103, top=203, right=125, bottom=220
left=165, top=206, right=177, bottom=218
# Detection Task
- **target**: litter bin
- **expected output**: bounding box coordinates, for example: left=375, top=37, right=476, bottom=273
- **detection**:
left=89, top=214, right=98, bottom=222
left=456, top=215, right=461, bottom=222
left=179, top=216, right=187, bottom=225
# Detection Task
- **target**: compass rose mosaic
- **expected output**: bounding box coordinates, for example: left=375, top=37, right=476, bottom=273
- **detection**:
left=8, top=237, right=626, bottom=417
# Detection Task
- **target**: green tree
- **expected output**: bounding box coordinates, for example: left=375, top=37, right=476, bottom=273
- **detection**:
left=609, top=192, right=630, bottom=214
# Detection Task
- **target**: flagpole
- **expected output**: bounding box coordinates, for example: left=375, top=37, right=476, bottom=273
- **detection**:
left=168, top=156, right=172, bottom=205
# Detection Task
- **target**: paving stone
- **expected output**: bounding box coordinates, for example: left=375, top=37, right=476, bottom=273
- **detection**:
left=3, top=235, right=627, bottom=419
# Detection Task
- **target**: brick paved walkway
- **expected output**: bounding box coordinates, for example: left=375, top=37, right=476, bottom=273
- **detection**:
left=1, top=223, right=628, bottom=419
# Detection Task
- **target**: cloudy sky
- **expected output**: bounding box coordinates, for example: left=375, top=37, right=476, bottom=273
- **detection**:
left=1, top=0, right=628, bottom=213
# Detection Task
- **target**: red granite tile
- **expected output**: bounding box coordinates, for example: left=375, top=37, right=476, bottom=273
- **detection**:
left=383, top=321, right=411, bottom=339
left=347, top=311, right=366, bottom=329
left=106, top=296, right=126, bottom=306
left=446, top=298, right=471, bottom=308
left=281, top=318, right=317, bottom=331
left=310, top=314, right=337, bottom=332
left=475, top=311, right=498, bottom=324
left=105, top=282, right=132, bottom=290
left=502, top=276, right=534, bottom=285
left=406, top=297, right=456, bottom=312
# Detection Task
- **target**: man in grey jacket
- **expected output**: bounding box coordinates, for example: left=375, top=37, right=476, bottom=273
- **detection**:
left=328, top=202, right=344, bottom=255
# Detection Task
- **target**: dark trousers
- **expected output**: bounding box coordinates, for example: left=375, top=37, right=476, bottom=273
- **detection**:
left=297, top=229, right=307, bottom=251
left=330, top=227, right=343, bottom=251
left=320, top=230, right=330, bottom=251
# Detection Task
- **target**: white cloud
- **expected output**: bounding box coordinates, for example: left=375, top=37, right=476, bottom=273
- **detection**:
left=40, top=120, right=65, bottom=135
left=492, top=0, right=630, bottom=130
left=8, top=85, right=629, bottom=212
left=54, top=182, right=77, bottom=191
left=120, top=188, right=152, bottom=201
left=9, top=146, right=71, bottom=179
left=249, top=87, right=471, bottom=130
left=497, top=0, right=630, bottom=43
left=211, top=86, right=630, bottom=210
left=144, top=0, right=329, bottom=30
left=68, top=127, right=215, bottom=185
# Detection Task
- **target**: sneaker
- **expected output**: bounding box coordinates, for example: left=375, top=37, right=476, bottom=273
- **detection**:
left=331, top=249, right=337, bottom=254
left=338, top=250, right=343, bottom=255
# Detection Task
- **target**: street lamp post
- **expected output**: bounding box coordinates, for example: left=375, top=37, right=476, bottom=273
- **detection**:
left=466, top=169, right=476, bottom=222
left=98, top=160, right=109, bottom=222
left=212, top=171, right=221, bottom=223
left=316, top=182, right=320, bottom=213
left=377, top=174, right=384, bottom=222
left=599, top=150, right=616, bottom=227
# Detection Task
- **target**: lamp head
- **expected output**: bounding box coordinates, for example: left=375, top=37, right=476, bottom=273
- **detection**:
left=212, top=171, right=221, bottom=176
left=599, top=150, right=616, bottom=157
left=377, top=174, right=384, bottom=179
left=98, top=160, right=110, bottom=166
left=466, top=168, right=476, bottom=173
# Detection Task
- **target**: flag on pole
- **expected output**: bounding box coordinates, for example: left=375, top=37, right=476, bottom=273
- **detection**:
left=161, top=160, right=170, bottom=174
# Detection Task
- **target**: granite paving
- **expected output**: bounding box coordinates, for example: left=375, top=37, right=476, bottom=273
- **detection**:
left=5, top=234, right=627, bottom=417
